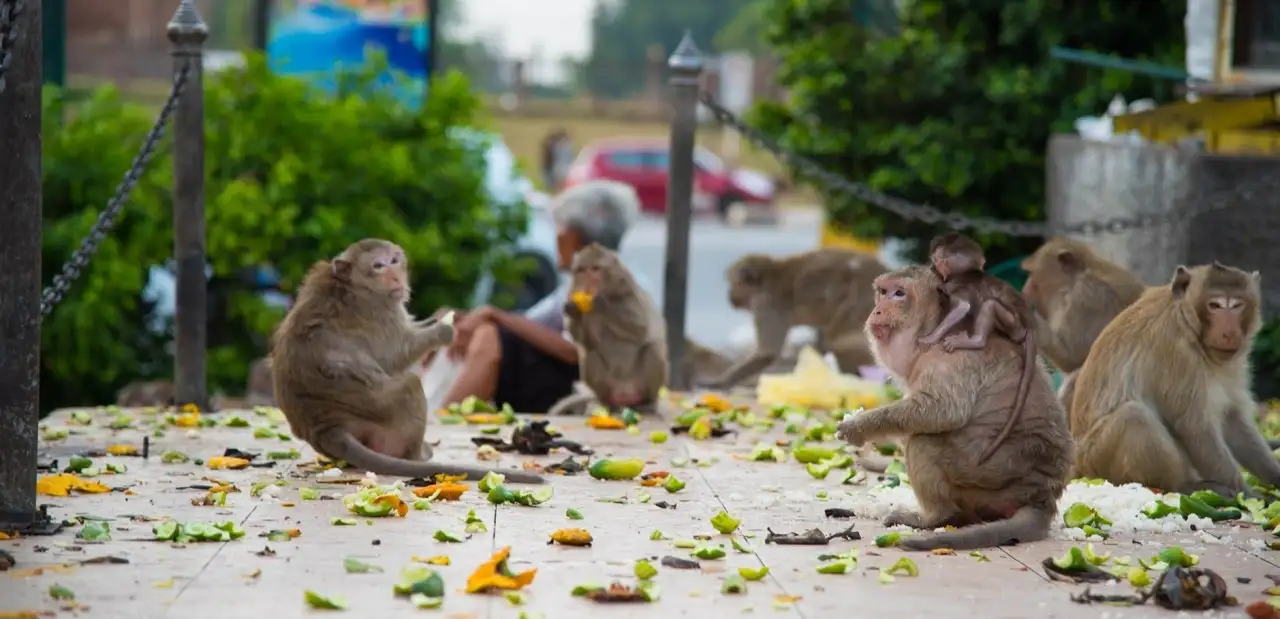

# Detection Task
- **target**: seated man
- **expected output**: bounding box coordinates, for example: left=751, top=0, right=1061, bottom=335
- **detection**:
left=427, top=180, right=655, bottom=413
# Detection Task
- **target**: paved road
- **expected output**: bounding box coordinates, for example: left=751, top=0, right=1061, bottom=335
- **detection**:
left=619, top=209, right=824, bottom=351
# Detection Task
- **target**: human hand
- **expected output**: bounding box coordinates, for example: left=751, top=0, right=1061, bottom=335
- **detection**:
left=447, top=306, right=495, bottom=360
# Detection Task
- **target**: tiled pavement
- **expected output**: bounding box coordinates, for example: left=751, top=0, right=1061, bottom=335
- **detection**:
left=2, top=403, right=1276, bottom=619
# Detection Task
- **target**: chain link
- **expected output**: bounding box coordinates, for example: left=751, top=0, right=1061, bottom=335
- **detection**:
left=39, top=60, right=193, bottom=318
left=698, top=90, right=1275, bottom=238
left=0, top=0, right=26, bottom=94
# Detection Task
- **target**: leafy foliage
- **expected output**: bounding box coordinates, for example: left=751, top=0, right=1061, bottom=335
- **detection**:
left=752, top=0, right=1186, bottom=262
left=40, top=53, right=526, bottom=410
left=1253, top=320, right=1280, bottom=399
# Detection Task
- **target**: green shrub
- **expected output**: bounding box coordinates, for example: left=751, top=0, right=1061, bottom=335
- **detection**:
left=40, top=53, right=527, bottom=411
left=1253, top=319, right=1280, bottom=401
left=751, top=0, right=1184, bottom=263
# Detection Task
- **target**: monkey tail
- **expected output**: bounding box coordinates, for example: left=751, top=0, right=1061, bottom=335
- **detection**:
left=976, top=333, right=1036, bottom=465
left=319, top=428, right=545, bottom=484
left=901, top=505, right=1052, bottom=552
left=547, top=391, right=595, bottom=416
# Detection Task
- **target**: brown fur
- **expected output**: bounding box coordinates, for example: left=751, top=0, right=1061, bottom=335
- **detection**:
left=681, top=338, right=734, bottom=387
left=115, top=380, right=175, bottom=408
left=1070, top=262, right=1278, bottom=496
left=919, top=233, right=1037, bottom=465
left=1020, top=238, right=1145, bottom=412
left=549, top=243, right=668, bottom=416
left=836, top=265, right=1073, bottom=551
left=706, top=249, right=886, bottom=388
left=271, top=238, right=543, bottom=483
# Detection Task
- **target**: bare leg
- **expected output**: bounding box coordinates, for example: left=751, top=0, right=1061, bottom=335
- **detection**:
left=918, top=297, right=970, bottom=345
left=439, top=321, right=503, bottom=407
left=941, top=300, right=998, bottom=351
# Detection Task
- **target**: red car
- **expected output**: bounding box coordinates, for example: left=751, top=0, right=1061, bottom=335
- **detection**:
left=563, top=138, right=779, bottom=219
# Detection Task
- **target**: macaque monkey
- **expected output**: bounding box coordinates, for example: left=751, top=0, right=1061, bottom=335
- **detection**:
left=271, top=239, right=543, bottom=483
left=705, top=249, right=885, bottom=389
left=1019, top=238, right=1145, bottom=412
left=1070, top=262, right=1279, bottom=496
left=680, top=338, right=735, bottom=388
left=116, top=380, right=175, bottom=408
left=835, top=266, right=1072, bottom=551
left=548, top=243, right=668, bottom=416
left=918, top=233, right=1036, bottom=465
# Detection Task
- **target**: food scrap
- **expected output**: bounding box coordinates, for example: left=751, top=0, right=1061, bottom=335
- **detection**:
left=549, top=528, right=593, bottom=547
left=35, top=474, right=112, bottom=497
left=574, top=581, right=659, bottom=603
left=765, top=525, right=859, bottom=545
left=465, top=547, right=537, bottom=594
left=472, top=420, right=593, bottom=456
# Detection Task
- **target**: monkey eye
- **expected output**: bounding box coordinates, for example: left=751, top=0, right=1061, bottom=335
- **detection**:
left=371, top=260, right=387, bottom=271
left=890, top=289, right=906, bottom=299
left=389, top=254, right=402, bottom=265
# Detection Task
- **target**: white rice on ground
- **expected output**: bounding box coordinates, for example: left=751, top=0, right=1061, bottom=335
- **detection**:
left=830, top=479, right=1254, bottom=543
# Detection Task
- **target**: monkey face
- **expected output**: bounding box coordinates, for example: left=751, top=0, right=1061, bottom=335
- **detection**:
left=726, top=256, right=771, bottom=309
left=867, top=276, right=912, bottom=342
left=1172, top=263, right=1261, bottom=361
left=358, top=245, right=410, bottom=300
left=569, top=243, right=619, bottom=298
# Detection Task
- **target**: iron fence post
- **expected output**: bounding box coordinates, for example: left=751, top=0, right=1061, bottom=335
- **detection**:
left=663, top=31, right=704, bottom=391
left=168, top=0, right=209, bottom=411
left=0, top=0, right=43, bottom=526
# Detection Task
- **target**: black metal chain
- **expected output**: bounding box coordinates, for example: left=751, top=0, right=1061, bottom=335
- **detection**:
left=0, top=0, right=26, bottom=94
left=39, top=60, right=193, bottom=318
left=698, top=90, right=1275, bottom=238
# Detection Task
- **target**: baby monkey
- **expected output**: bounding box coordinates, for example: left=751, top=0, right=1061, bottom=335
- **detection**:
left=271, top=239, right=543, bottom=483
left=919, top=233, right=1036, bottom=465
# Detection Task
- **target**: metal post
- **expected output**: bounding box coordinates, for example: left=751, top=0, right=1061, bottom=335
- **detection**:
left=168, top=0, right=208, bottom=411
left=0, top=0, right=43, bottom=526
left=662, top=31, right=704, bottom=391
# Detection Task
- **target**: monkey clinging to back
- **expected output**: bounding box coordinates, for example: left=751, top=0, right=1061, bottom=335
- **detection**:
left=919, top=233, right=1036, bottom=466
left=270, top=238, right=543, bottom=483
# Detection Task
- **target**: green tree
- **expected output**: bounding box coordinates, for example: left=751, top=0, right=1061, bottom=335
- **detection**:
left=585, top=0, right=756, bottom=98
left=752, top=0, right=1186, bottom=262
left=40, top=54, right=526, bottom=411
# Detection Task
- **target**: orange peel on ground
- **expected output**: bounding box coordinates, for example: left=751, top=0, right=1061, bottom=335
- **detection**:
left=698, top=393, right=733, bottom=412
left=586, top=413, right=626, bottom=430
left=465, top=546, right=537, bottom=594
left=570, top=291, right=594, bottom=313
left=36, top=473, right=112, bottom=497
left=206, top=456, right=251, bottom=470
left=106, top=444, right=140, bottom=456
left=413, top=482, right=468, bottom=501
left=462, top=413, right=507, bottom=425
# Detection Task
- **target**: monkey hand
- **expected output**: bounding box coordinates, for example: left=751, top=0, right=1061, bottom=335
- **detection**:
left=835, top=415, right=868, bottom=447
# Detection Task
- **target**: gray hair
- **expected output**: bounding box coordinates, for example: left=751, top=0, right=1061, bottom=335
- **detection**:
left=549, top=180, right=640, bottom=251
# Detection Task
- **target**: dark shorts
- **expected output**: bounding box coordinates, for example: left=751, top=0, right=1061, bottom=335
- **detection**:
left=493, top=325, right=579, bottom=413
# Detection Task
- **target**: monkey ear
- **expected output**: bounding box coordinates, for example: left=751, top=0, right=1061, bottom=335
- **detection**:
left=1211, top=260, right=1228, bottom=271
left=1055, top=248, right=1080, bottom=272
left=1251, top=270, right=1261, bottom=286
left=1170, top=265, right=1192, bottom=298
left=331, top=259, right=353, bottom=280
